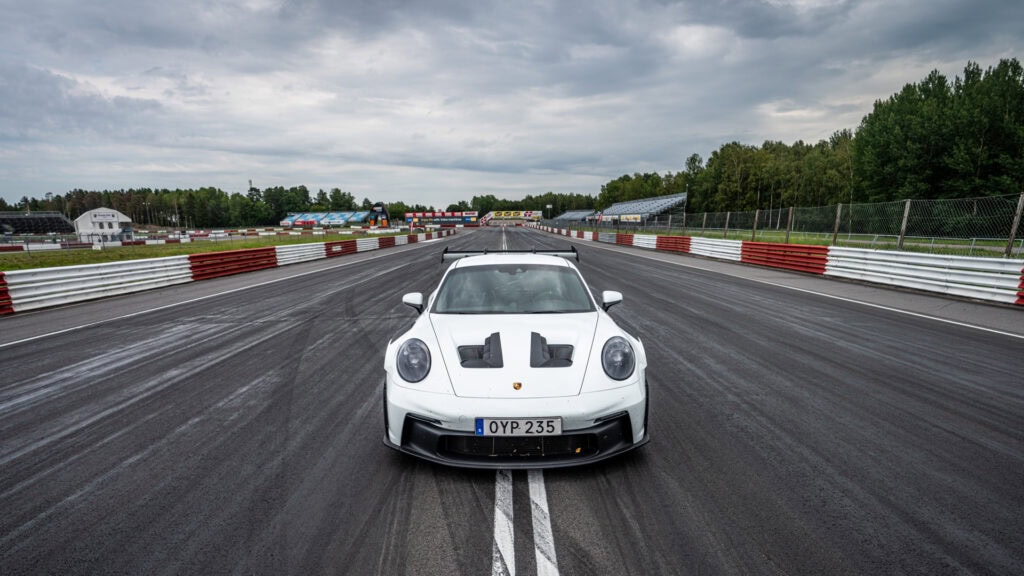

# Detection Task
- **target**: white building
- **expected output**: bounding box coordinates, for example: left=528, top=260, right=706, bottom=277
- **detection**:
left=75, top=209, right=133, bottom=242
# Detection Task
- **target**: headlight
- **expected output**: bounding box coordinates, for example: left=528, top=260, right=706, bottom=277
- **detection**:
left=397, top=338, right=431, bottom=383
left=601, top=336, right=635, bottom=380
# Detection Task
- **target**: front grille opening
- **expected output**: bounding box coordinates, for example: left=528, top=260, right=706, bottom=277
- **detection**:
left=442, top=434, right=598, bottom=459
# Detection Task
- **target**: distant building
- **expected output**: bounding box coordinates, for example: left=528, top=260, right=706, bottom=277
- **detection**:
left=75, top=209, right=133, bottom=242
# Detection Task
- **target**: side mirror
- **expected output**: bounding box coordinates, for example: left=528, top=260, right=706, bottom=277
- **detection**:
left=402, top=292, right=424, bottom=314
left=601, top=290, right=623, bottom=312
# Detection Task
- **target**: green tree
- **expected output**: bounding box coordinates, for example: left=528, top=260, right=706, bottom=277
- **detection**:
left=313, top=189, right=330, bottom=211
left=946, top=59, right=1024, bottom=197
left=471, top=194, right=500, bottom=215
left=446, top=200, right=472, bottom=211
left=854, top=69, right=954, bottom=201
left=329, top=188, right=357, bottom=210
left=387, top=201, right=433, bottom=221
left=262, top=186, right=311, bottom=222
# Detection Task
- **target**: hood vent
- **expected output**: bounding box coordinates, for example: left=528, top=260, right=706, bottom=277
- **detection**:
left=458, top=332, right=504, bottom=368
left=457, top=332, right=574, bottom=369
left=531, top=332, right=573, bottom=367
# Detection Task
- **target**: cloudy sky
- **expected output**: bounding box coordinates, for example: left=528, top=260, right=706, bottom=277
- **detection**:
left=1, top=0, right=1021, bottom=209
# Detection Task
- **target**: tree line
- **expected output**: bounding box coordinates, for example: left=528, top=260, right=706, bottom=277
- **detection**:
left=596, top=58, right=1023, bottom=214
left=1, top=186, right=437, bottom=229
left=3, top=59, right=1021, bottom=224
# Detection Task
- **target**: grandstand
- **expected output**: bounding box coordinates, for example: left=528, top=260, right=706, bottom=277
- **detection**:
left=0, top=211, right=75, bottom=235
left=281, top=211, right=373, bottom=227
left=552, top=209, right=596, bottom=222
left=600, top=193, right=687, bottom=218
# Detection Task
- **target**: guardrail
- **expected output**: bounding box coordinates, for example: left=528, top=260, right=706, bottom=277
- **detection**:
left=742, top=242, right=829, bottom=274
left=656, top=236, right=690, bottom=253
left=2, top=256, right=193, bottom=313
left=276, top=243, right=327, bottom=266
left=189, top=247, right=278, bottom=281
left=536, top=225, right=1024, bottom=307
left=633, top=235, right=658, bottom=249
left=690, top=237, right=743, bottom=261
left=0, top=272, right=12, bottom=315
left=0, top=230, right=456, bottom=315
left=325, top=239, right=358, bottom=257
left=825, top=248, right=1024, bottom=306
left=357, top=238, right=381, bottom=252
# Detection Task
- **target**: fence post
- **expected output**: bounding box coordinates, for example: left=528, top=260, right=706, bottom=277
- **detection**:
left=752, top=209, right=760, bottom=241
left=897, top=199, right=912, bottom=250
left=832, top=203, right=843, bottom=246
left=785, top=207, right=794, bottom=244
left=1005, top=191, right=1024, bottom=258
left=724, top=212, right=731, bottom=238
left=701, top=213, right=707, bottom=235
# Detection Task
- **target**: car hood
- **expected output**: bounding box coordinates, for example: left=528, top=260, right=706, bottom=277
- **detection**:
left=428, top=312, right=598, bottom=399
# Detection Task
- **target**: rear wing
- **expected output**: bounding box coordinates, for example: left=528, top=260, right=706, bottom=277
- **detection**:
left=441, top=246, right=579, bottom=262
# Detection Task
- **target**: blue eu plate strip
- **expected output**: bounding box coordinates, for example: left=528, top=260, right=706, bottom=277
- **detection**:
left=475, top=418, right=484, bottom=436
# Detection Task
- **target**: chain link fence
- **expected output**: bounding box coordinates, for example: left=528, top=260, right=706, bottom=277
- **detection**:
left=570, top=193, right=1024, bottom=258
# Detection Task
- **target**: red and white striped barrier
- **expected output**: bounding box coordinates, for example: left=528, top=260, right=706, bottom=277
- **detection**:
left=189, top=248, right=278, bottom=281
left=742, top=242, right=830, bottom=275
left=0, top=230, right=455, bottom=315
left=0, top=271, right=12, bottom=315
left=535, top=226, right=1024, bottom=307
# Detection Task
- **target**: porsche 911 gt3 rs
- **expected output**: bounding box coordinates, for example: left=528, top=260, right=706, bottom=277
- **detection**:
left=383, top=247, right=649, bottom=468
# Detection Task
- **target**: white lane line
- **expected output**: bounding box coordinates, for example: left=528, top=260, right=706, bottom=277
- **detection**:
left=528, top=469, right=560, bottom=576
left=492, top=469, right=516, bottom=576
left=753, top=281, right=1024, bottom=340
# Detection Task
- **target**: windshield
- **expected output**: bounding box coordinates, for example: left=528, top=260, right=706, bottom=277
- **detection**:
left=433, top=263, right=595, bottom=314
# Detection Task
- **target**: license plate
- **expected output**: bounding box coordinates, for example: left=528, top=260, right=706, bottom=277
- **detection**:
left=475, top=418, right=562, bottom=436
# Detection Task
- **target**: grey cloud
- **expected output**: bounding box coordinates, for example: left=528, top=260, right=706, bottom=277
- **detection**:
left=0, top=0, right=1022, bottom=207
left=844, top=0, right=1024, bottom=57
left=0, top=63, right=163, bottom=141
left=659, top=0, right=857, bottom=39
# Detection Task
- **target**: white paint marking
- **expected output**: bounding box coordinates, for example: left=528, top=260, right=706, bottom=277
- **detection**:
left=753, top=281, right=1024, bottom=340
left=529, top=469, right=560, bottom=576
left=492, top=469, right=515, bottom=576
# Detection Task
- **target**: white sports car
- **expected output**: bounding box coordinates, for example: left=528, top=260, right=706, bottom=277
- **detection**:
left=383, top=247, right=649, bottom=468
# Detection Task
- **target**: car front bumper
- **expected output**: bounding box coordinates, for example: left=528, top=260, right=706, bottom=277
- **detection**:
left=384, top=379, right=648, bottom=469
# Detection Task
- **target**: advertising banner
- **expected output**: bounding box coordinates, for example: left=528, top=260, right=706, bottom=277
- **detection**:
left=405, top=212, right=479, bottom=225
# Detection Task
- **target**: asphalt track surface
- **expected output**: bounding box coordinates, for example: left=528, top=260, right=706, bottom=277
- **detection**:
left=1, top=226, right=1022, bottom=575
